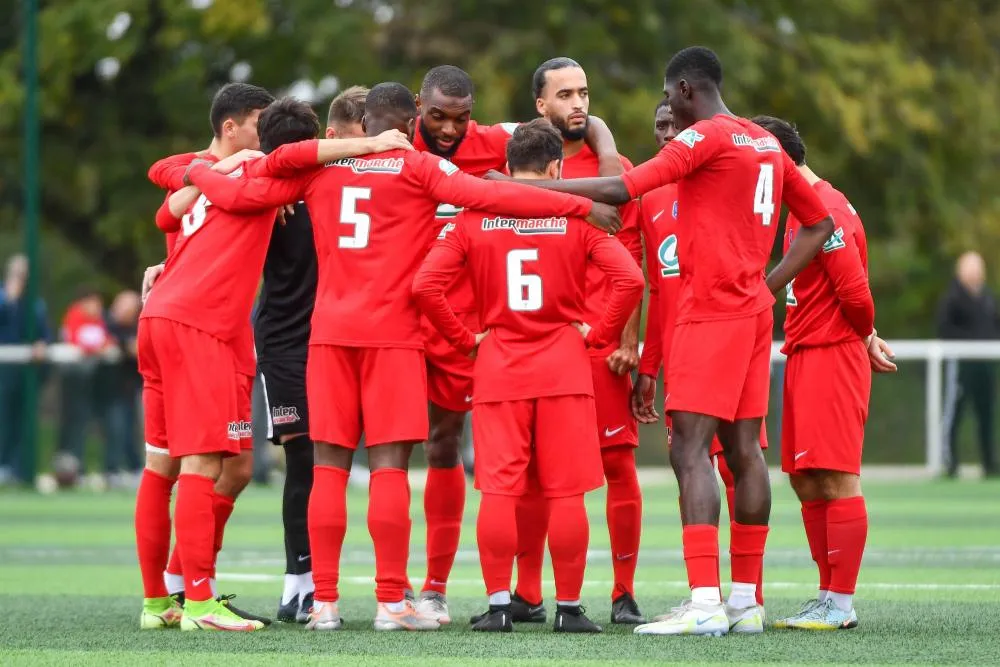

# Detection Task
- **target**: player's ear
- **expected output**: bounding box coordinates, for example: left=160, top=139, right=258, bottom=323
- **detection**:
left=535, top=97, right=546, bottom=117
left=406, top=116, right=417, bottom=139
left=546, top=159, right=561, bottom=180
left=324, top=126, right=337, bottom=139
left=222, top=117, right=237, bottom=139
left=361, top=114, right=368, bottom=134
left=414, top=94, right=422, bottom=110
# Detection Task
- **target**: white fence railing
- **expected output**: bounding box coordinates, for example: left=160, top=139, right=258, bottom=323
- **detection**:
left=7, top=339, right=998, bottom=475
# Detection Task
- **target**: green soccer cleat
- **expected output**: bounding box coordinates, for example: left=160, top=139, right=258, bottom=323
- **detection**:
left=140, top=594, right=183, bottom=629
left=773, top=598, right=823, bottom=629
left=180, top=598, right=265, bottom=631
left=788, top=598, right=858, bottom=631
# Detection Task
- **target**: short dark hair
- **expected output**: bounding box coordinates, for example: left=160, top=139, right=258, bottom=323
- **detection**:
left=420, top=65, right=474, bottom=99
left=257, top=97, right=321, bottom=154
left=327, top=85, right=369, bottom=128
left=506, top=118, right=564, bottom=174
left=664, top=46, right=723, bottom=89
left=209, top=83, right=275, bottom=137
left=366, top=82, right=418, bottom=118
left=532, top=57, right=582, bottom=98
left=752, top=115, right=807, bottom=165
left=656, top=98, right=670, bottom=112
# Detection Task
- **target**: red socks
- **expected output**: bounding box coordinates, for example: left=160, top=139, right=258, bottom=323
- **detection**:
left=801, top=499, right=831, bottom=592
left=477, top=493, right=519, bottom=595
left=547, top=495, right=589, bottom=603
left=308, top=465, right=349, bottom=602
left=210, top=492, right=236, bottom=579
left=367, top=468, right=411, bottom=603
left=682, top=524, right=720, bottom=590
left=730, top=522, right=769, bottom=591
left=827, top=496, right=868, bottom=595
left=601, top=447, right=642, bottom=599
left=717, top=455, right=764, bottom=604
left=422, top=465, right=466, bottom=595
left=174, top=474, right=216, bottom=602
left=135, top=469, right=175, bottom=599
left=513, top=491, right=548, bottom=604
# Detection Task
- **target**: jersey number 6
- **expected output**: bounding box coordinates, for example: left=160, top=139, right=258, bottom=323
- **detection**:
left=506, top=248, right=542, bottom=312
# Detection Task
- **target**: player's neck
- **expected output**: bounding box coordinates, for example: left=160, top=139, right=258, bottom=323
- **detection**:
left=695, top=94, right=732, bottom=122
left=511, top=171, right=546, bottom=181
left=211, top=137, right=238, bottom=159
left=797, top=164, right=822, bottom=186
left=562, top=138, right=585, bottom=159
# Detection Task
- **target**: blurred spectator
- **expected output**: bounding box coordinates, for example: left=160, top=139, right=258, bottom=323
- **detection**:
left=0, top=254, right=50, bottom=483
left=57, top=287, right=111, bottom=473
left=938, top=251, right=999, bottom=478
left=97, top=290, right=142, bottom=486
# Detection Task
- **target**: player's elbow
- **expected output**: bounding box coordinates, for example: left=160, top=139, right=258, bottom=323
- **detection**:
left=812, top=216, right=835, bottom=240
left=623, top=265, right=646, bottom=301
left=603, top=179, right=632, bottom=206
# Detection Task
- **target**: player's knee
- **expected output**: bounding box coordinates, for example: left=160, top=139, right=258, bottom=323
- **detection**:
left=817, top=471, right=861, bottom=500
left=313, top=441, right=353, bottom=470
left=368, top=441, right=417, bottom=471
left=145, top=451, right=179, bottom=479
left=423, top=437, right=461, bottom=468
left=217, top=451, right=254, bottom=497
left=179, top=453, right=223, bottom=480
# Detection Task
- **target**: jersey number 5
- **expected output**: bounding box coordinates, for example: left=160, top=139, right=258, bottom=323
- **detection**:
left=754, top=163, right=775, bottom=226
left=506, top=249, right=542, bottom=312
left=339, top=186, right=372, bottom=249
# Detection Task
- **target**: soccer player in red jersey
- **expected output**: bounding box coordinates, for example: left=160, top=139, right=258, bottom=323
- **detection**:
left=187, top=83, right=618, bottom=632
left=634, top=101, right=769, bottom=610
left=413, top=119, right=645, bottom=633
left=136, top=97, right=322, bottom=631
left=753, top=116, right=896, bottom=631
left=136, top=82, right=277, bottom=629
left=512, top=57, right=647, bottom=625
left=493, top=47, right=836, bottom=636
left=412, top=65, right=623, bottom=623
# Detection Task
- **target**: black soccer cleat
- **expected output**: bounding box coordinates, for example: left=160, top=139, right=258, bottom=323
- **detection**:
left=610, top=593, right=647, bottom=624
left=471, top=605, right=514, bottom=632
left=470, top=593, right=547, bottom=625
left=218, top=593, right=272, bottom=626
left=296, top=591, right=313, bottom=623
left=276, top=593, right=301, bottom=623
left=554, top=605, right=603, bottom=633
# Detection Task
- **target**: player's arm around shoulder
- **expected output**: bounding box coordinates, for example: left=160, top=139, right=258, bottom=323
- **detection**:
left=185, top=162, right=302, bottom=215
left=148, top=152, right=199, bottom=191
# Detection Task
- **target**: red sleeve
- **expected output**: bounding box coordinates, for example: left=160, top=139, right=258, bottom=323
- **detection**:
left=412, top=221, right=477, bottom=353
left=155, top=193, right=181, bottom=233
left=622, top=121, right=721, bottom=198
left=819, top=213, right=875, bottom=337
left=781, top=152, right=829, bottom=227
left=188, top=163, right=306, bottom=213
left=483, top=122, right=518, bottom=169
left=417, top=153, right=593, bottom=220
left=258, top=140, right=323, bottom=177
left=617, top=200, right=643, bottom=267
left=583, top=227, right=646, bottom=347
left=148, top=152, right=199, bottom=191
left=638, top=204, right=662, bottom=375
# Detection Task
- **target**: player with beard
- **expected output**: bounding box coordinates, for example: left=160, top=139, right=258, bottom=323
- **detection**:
left=506, top=57, right=646, bottom=626
left=411, top=65, right=625, bottom=624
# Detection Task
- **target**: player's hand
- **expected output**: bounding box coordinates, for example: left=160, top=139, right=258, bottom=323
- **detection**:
left=372, top=129, right=413, bottom=153
left=585, top=202, right=622, bottom=234
left=212, top=149, right=264, bottom=174
left=468, top=330, right=490, bottom=359
left=867, top=334, right=897, bottom=373
left=182, top=158, right=215, bottom=186
left=572, top=321, right=592, bottom=341
left=141, top=262, right=166, bottom=305
left=606, top=344, right=640, bottom=375
left=483, top=169, right=511, bottom=181
left=276, top=204, right=296, bottom=226
left=631, top=373, right=660, bottom=424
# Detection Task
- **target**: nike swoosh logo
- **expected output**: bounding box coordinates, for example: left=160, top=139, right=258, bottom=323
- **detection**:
left=616, top=553, right=634, bottom=561
left=605, top=425, right=626, bottom=437
left=430, top=579, right=447, bottom=586
left=193, top=578, right=207, bottom=586
left=297, top=555, right=311, bottom=562
left=827, top=549, right=841, bottom=556
left=695, top=616, right=713, bottom=626
left=794, top=451, right=808, bottom=460
left=652, top=210, right=665, bottom=222
left=464, top=395, right=473, bottom=402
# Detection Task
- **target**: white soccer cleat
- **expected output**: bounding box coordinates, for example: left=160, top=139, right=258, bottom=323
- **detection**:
left=634, top=600, right=729, bottom=636
left=415, top=591, right=451, bottom=625
left=374, top=600, right=441, bottom=631
left=305, top=601, right=343, bottom=631
left=725, top=603, right=765, bottom=634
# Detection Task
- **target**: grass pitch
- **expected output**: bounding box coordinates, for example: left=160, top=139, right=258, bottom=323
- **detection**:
left=1, top=474, right=998, bottom=665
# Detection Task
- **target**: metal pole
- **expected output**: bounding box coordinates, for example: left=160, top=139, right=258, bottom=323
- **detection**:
left=20, top=0, right=41, bottom=485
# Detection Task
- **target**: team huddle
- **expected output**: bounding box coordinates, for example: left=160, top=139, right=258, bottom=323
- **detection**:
left=133, top=46, right=896, bottom=637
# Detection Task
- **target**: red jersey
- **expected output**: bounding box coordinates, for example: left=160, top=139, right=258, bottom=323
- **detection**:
left=148, top=151, right=257, bottom=376
left=62, top=302, right=110, bottom=354
left=413, top=211, right=645, bottom=403
left=637, top=184, right=680, bottom=376
left=227, top=140, right=593, bottom=349
left=415, top=120, right=517, bottom=313
left=561, top=145, right=643, bottom=355
left=782, top=180, right=874, bottom=353
left=623, top=114, right=829, bottom=324
left=140, top=163, right=288, bottom=345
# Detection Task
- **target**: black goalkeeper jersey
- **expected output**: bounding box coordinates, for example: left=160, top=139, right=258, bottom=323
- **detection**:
left=254, top=203, right=316, bottom=358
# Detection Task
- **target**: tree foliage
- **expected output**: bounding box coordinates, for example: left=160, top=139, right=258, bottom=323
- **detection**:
left=2, top=0, right=998, bottom=332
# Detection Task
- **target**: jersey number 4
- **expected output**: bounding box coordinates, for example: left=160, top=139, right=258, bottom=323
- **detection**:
left=339, top=186, right=371, bottom=249
left=506, top=249, right=542, bottom=312
left=754, top=163, right=775, bottom=226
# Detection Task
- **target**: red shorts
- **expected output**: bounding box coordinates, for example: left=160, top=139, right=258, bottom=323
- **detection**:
left=237, top=373, right=253, bottom=450
left=138, top=318, right=241, bottom=458
left=472, top=395, right=604, bottom=498
left=307, top=344, right=428, bottom=448
left=782, top=340, right=871, bottom=475
left=666, top=309, right=772, bottom=421
left=423, top=313, right=477, bottom=413
left=592, top=355, right=638, bottom=448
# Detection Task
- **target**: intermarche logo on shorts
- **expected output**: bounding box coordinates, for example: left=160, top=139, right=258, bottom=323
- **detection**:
left=227, top=420, right=253, bottom=440
left=271, top=406, right=301, bottom=425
